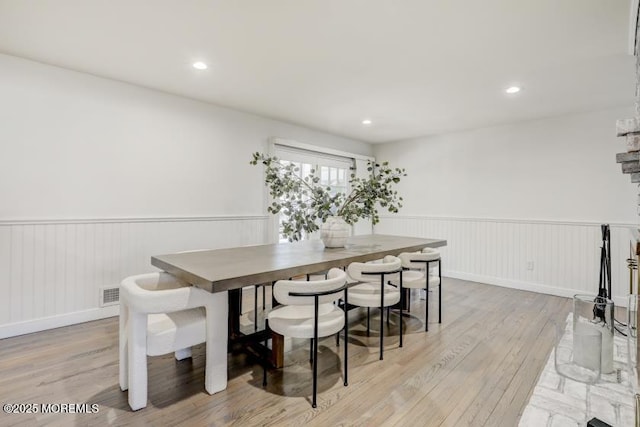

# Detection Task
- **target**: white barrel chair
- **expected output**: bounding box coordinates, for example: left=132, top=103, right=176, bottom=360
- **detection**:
left=390, top=252, right=441, bottom=332
left=347, top=255, right=403, bottom=360
left=119, top=272, right=227, bottom=411
left=265, top=268, right=348, bottom=408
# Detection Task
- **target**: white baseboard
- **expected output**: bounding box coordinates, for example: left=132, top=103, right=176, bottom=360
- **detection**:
left=0, top=306, right=119, bottom=339
left=446, top=271, right=629, bottom=308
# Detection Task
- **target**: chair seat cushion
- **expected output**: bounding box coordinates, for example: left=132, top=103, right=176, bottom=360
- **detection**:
left=348, top=283, right=401, bottom=308
left=268, top=303, right=345, bottom=339
left=146, top=307, right=206, bottom=356
left=389, top=271, right=440, bottom=289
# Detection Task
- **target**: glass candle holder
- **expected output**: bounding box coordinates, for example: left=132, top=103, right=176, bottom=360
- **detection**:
left=573, top=294, right=614, bottom=374
left=554, top=319, right=602, bottom=385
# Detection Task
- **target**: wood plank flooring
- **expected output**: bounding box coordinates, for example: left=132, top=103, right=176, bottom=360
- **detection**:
left=0, top=278, right=571, bottom=427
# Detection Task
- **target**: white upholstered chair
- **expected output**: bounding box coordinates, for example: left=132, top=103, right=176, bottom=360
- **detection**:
left=264, top=268, right=348, bottom=408
left=390, top=251, right=441, bottom=332
left=347, top=255, right=403, bottom=360
left=119, top=272, right=226, bottom=411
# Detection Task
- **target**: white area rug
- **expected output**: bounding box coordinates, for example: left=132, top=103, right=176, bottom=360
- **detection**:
left=519, top=315, right=635, bottom=427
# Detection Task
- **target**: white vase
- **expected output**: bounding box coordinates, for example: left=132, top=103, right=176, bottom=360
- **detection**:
left=320, top=216, right=350, bottom=248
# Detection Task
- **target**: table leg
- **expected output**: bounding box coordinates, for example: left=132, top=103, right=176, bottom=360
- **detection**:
left=271, top=331, right=285, bottom=368
left=391, top=289, right=411, bottom=312
left=228, top=287, right=284, bottom=368
left=228, top=289, right=241, bottom=341
left=206, top=291, right=229, bottom=394
left=402, top=288, right=410, bottom=310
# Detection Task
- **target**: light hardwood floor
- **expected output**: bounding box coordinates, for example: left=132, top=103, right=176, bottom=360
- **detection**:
left=0, top=278, right=570, bottom=427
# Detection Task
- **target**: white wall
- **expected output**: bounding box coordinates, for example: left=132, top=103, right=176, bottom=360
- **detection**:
left=0, top=53, right=372, bottom=337
left=0, top=54, right=371, bottom=220
left=375, top=108, right=636, bottom=222
left=374, top=108, right=639, bottom=305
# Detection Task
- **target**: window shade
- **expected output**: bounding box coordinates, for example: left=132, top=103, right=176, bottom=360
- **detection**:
left=273, top=144, right=354, bottom=170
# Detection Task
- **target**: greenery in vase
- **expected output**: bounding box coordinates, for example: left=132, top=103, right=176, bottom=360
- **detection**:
left=250, top=152, right=406, bottom=241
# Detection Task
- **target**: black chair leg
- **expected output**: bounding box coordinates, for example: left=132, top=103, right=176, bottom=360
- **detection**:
left=343, top=329, right=348, bottom=385
left=379, top=275, right=384, bottom=360
left=263, top=321, right=268, bottom=387
left=426, top=280, right=429, bottom=332
left=438, top=259, right=442, bottom=324
left=379, top=306, right=384, bottom=360
left=263, top=360, right=267, bottom=386
left=367, top=307, right=370, bottom=336
left=312, top=338, right=318, bottom=408
left=399, top=299, right=403, bottom=347
left=263, top=285, right=266, bottom=310
left=312, top=298, right=319, bottom=408
left=336, top=331, right=339, bottom=347
left=254, top=286, right=259, bottom=331
left=344, top=288, right=348, bottom=386
left=399, top=271, right=403, bottom=348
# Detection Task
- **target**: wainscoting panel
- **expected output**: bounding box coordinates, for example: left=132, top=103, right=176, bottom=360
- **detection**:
left=0, top=216, right=269, bottom=338
left=376, top=216, right=636, bottom=306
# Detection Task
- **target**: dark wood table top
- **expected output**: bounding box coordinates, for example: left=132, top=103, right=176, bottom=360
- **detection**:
left=151, top=234, right=447, bottom=293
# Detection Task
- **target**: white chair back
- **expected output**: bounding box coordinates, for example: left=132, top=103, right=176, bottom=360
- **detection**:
left=422, top=247, right=441, bottom=260
left=273, top=268, right=346, bottom=306
left=120, top=272, right=211, bottom=314
left=347, top=255, right=401, bottom=282
left=399, top=252, right=437, bottom=270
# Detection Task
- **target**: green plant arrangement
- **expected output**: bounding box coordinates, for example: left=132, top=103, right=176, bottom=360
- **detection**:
left=250, top=152, right=406, bottom=242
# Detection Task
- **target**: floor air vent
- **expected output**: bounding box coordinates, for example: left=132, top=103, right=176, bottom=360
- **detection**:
left=100, top=286, right=120, bottom=307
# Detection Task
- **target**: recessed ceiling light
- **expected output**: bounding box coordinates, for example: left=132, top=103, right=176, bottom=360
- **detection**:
left=505, top=86, right=521, bottom=94
left=362, top=119, right=372, bottom=125
left=192, top=61, right=208, bottom=70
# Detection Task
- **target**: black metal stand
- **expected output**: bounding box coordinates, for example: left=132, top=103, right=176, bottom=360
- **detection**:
left=595, top=225, right=611, bottom=323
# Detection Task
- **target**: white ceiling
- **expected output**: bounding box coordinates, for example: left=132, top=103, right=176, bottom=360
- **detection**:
left=0, top=0, right=635, bottom=143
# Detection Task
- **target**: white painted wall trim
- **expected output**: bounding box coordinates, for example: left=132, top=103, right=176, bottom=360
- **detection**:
left=378, top=214, right=636, bottom=229
left=0, top=215, right=269, bottom=226
left=0, top=305, right=119, bottom=339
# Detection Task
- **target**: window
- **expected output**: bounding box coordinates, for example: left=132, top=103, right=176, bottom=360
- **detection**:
left=273, top=145, right=354, bottom=242
left=319, top=166, right=348, bottom=196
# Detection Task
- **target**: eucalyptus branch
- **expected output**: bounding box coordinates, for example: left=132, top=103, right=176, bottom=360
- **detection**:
left=336, top=187, right=364, bottom=217
left=256, top=154, right=319, bottom=195
left=251, top=152, right=406, bottom=241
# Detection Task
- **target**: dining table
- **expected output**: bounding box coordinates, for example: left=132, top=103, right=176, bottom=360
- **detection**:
left=151, top=233, right=447, bottom=394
